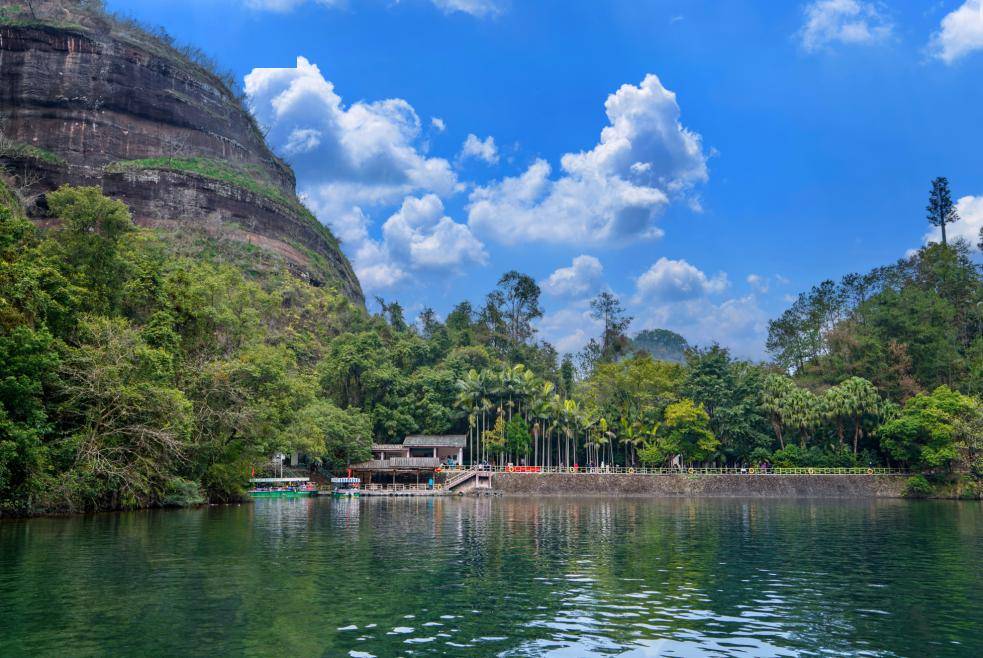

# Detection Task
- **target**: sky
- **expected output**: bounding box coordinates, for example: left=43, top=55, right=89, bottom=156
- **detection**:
left=105, top=0, right=983, bottom=359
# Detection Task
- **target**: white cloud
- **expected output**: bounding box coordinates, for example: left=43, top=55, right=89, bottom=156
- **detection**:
left=430, top=0, right=504, bottom=18
left=634, top=294, right=769, bottom=360
left=922, top=194, right=983, bottom=245
left=459, top=134, right=499, bottom=164
left=931, top=0, right=983, bottom=64
left=746, top=273, right=770, bottom=293
left=349, top=195, right=487, bottom=290
left=634, top=257, right=728, bottom=303
left=244, top=57, right=486, bottom=292
left=382, top=194, right=487, bottom=270
left=431, top=117, right=446, bottom=132
left=541, top=255, right=604, bottom=298
left=536, top=303, right=601, bottom=354
left=467, top=74, right=707, bottom=246
left=798, top=0, right=893, bottom=52
left=245, top=57, right=455, bottom=210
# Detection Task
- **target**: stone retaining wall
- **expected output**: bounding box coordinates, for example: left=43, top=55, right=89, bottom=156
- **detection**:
left=492, top=473, right=907, bottom=498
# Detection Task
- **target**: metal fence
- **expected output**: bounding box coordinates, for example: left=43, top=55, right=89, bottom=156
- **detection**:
left=442, top=465, right=906, bottom=476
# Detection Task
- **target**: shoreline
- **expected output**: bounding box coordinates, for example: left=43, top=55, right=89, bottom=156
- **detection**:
left=5, top=474, right=981, bottom=519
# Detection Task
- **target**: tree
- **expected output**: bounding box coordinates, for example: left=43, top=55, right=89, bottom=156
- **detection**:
left=878, top=386, right=978, bottom=471
left=683, top=346, right=770, bottom=462
left=590, top=291, right=633, bottom=362
left=559, top=354, right=575, bottom=398
left=761, top=374, right=795, bottom=449
left=482, top=412, right=506, bottom=463
left=505, top=416, right=532, bottom=462
left=830, top=377, right=881, bottom=455
left=47, top=185, right=134, bottom=314
left=926, top=177, right=959, bottom=247
left=638, top=399, right=718, bottom=466
left=55, top=317, right=193, bottom=511
left=286, top=401, right=372, bottom=468
left=494, top=271, right=542, bottom=354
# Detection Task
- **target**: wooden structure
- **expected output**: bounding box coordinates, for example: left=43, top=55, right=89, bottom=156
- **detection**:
left=351, top=435, right=466, bottom=488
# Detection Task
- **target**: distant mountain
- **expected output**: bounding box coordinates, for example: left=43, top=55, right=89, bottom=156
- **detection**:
left=629, top=329, right=690, bottom=363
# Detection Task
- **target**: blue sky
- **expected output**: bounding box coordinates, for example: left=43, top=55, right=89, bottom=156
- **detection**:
left=106, top=0, right=983, bottom=358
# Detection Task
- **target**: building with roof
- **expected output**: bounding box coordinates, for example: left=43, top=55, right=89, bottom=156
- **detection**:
left=351, top=435, right=466, bottom=487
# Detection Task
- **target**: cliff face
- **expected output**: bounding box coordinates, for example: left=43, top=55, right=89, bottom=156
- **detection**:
left=0, top=0, right=363, bottom=304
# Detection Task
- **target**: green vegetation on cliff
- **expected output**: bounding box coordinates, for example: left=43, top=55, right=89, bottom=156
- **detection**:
left=105, top=157, right=339, bottom=248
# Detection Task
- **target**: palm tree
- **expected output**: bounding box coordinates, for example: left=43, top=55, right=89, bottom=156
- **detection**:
left=529, top=381, right=555, bottom=466
left=839, top=376, right=881, bottom=455
left=821, top=384, right=849, bottom=447
left=784, top=387, right=819, bottom=449
left=455, top=369, right=483, bottom=465
left=618, top=416, right=645, bottom=466
left=548, top=393, right=565, bottom=467
left=761, top=374, right=795, bottom=450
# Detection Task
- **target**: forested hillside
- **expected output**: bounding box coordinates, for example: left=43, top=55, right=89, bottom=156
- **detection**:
left=1, top=180, right=981, bottom=515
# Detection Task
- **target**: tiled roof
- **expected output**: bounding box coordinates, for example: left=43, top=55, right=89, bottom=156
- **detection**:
left=403, top=435, right=466, bottom=448
left=372, top=444, right=406, bottom=451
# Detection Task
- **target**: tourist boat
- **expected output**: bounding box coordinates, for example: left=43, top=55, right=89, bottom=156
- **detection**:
left=331, top=477, right=361, bottom=498
left=247, top=477, right=318, bottom=498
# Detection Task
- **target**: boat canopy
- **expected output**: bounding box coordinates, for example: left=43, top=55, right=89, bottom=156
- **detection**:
left=331, top=477, right=360, bottom=484
left=249, top=477, right=310, bottom=483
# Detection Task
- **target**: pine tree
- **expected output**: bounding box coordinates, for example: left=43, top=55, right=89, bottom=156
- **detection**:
left=926, top=177, right=959, bottom=246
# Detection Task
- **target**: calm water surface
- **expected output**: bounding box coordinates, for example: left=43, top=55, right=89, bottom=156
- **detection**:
left=1, top=497, right=980, bottom=657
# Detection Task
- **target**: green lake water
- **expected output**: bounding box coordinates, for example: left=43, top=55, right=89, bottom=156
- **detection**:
left=1, top=497, right=980, bottom=657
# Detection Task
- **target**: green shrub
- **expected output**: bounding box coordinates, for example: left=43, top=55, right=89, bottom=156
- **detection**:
left=903, top=475, right=933, bottom=498
left=161, top=478, right=205, bottom=507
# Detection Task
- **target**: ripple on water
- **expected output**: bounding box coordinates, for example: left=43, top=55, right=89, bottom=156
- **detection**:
left=1, top=497, right=980, bottom=657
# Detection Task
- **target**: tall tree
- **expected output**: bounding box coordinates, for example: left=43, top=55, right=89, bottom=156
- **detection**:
left=926, top=177, right=959, bottom=246
left=494, top=271, right=543, bottom=354
left=590, top=291, right=633, bottom=362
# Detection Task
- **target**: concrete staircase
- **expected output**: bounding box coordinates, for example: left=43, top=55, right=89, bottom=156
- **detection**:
left=443, top=468, right=493, bottom=493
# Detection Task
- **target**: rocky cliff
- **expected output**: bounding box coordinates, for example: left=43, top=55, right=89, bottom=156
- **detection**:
left=0, top=0, right=363, bottom=304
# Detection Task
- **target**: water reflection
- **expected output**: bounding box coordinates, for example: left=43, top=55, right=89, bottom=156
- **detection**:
left=0, top=497, right=980, bottom=656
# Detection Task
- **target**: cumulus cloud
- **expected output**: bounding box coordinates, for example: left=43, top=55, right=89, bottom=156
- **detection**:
left=931, top=0, right=983, bottom=64
left=541, top=255, right=604, bottom=298
left=536, top=303, right=602, bottom=354
left=245, top=57, right=455, bottom=210
left=459, top=134, right=499, bottom=164
left=922, top=195, right=983, bottom=246
left=347, top=195, right=487, bottom=290
left=634, top=294, right=769, bottom=360
left=467, top=74, right=707, bottom=246
left=431, top=117, right=446, bottom=132
left=634, top=257, right=728, bottom=303
left=798, top=0, right=893, bottom=52
left=244, top=57, right=486, bottom=291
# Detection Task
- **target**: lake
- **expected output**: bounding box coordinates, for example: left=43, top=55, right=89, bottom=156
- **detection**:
left=1, top=497, right=980, bottom=656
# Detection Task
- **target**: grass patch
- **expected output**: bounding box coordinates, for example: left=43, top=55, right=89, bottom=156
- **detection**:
left=0, top=140, right=65, bottom=165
